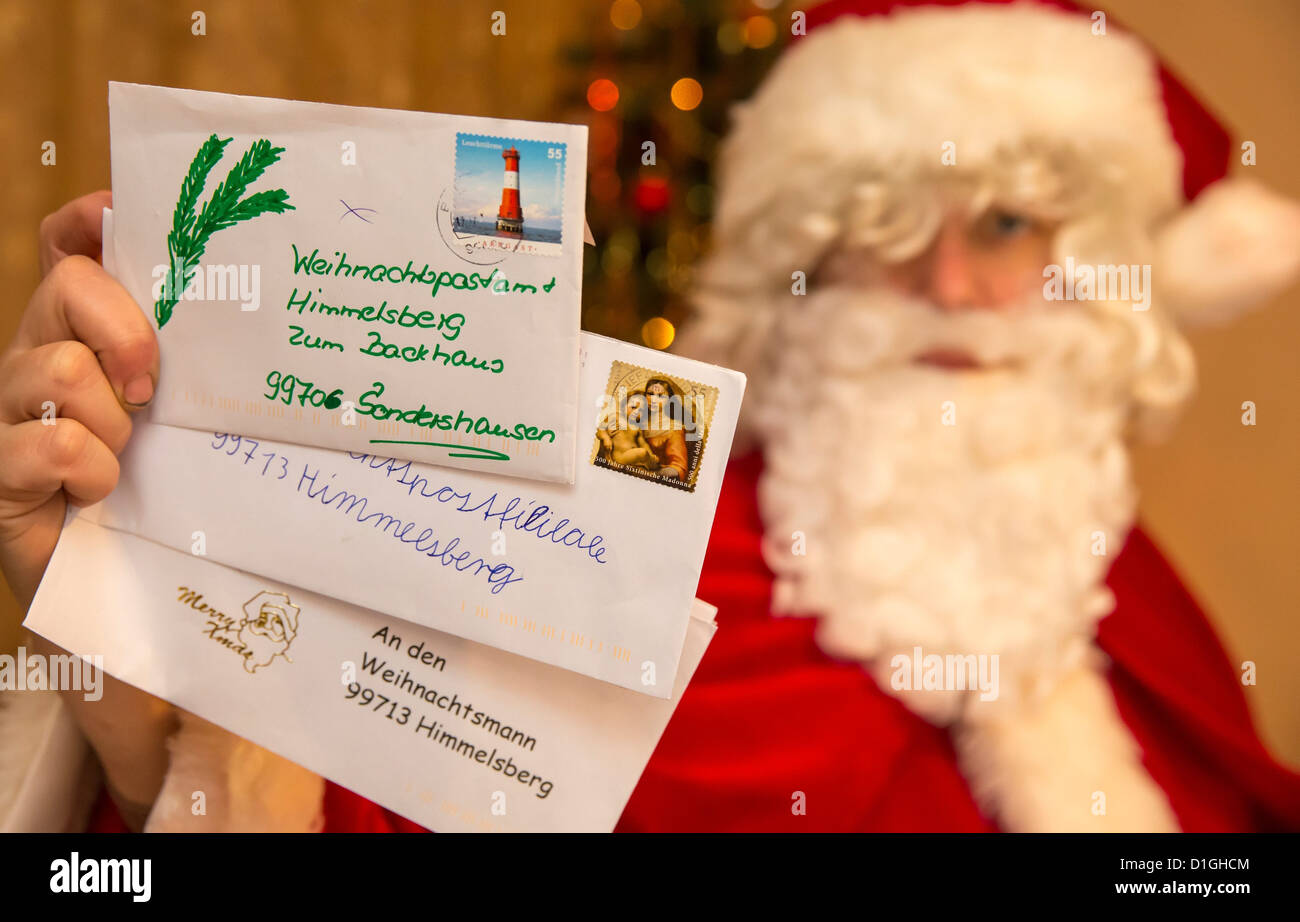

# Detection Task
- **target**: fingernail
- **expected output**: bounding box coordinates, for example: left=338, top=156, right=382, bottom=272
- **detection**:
left=124, top=373, right=154, bottom=407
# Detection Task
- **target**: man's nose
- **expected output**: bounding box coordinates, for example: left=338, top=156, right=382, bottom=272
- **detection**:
left=925, top=221, right=980, bottom=312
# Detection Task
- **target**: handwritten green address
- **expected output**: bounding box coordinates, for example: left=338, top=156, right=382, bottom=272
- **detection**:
left=286, top=325, right=504, bottom=374
left=263, top=370, right=554, bottom=461
left=359, top=331, right=504, bottom=374
left=291, top=244, right=556, bottom=298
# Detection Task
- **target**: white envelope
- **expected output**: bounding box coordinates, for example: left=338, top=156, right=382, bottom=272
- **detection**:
left=79, top=331, right=743, bottom=698
left=24, top=515, right=716, bottom=833
left=109, top=82, right=588, bottom=482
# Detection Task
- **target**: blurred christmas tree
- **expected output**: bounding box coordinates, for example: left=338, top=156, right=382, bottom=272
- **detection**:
left=558, top=0, right=790, bottom=349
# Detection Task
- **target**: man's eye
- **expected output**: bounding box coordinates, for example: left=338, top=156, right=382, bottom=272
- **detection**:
left=990, top=211, right=1030, bottom=236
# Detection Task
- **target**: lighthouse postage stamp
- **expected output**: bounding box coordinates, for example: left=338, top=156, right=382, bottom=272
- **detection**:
left=451, top=133, right=567, bottom=259
left=106, top=82, right=588, bottom=484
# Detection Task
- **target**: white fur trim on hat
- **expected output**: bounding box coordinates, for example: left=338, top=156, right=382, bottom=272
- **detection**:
left=710, top=3, right=1182, bottom=284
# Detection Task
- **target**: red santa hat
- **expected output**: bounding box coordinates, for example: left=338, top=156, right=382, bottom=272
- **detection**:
left=708, top=0, right=1300, bottom=326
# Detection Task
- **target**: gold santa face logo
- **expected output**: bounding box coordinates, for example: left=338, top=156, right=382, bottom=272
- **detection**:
left=238, top=591, right=300, bottom=673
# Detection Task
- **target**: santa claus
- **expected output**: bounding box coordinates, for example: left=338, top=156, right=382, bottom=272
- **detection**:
left=616, top=0, right=1300, bottom=832
left=1, top=0, right=1298, bottom=834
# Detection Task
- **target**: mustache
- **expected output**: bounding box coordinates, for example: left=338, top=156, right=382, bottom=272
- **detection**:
left=780, top=288, right=1131, bottom=378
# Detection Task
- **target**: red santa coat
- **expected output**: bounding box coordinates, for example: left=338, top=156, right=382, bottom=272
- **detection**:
left=86, top=454, right=1300, bottom=833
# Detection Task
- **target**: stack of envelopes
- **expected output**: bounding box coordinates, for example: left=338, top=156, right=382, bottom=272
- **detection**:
left=24, top=83, right=747, bottom=832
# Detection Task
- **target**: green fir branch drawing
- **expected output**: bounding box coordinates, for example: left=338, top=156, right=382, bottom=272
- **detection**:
left=156, top=134, right=294, bottom=328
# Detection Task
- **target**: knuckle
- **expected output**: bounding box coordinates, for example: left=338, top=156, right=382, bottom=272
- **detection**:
left=43, top=419, right=92, bottom=469
left=47, top=252, right=97, bottom=289
left=43, top=340, right=101, bottom=392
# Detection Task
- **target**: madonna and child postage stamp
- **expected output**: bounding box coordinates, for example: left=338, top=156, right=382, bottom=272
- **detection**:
left=590, top=360, right=719, bottom=494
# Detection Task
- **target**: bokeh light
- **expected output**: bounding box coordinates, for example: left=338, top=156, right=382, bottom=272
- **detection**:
left=587, top=78, right=620, bottom=112
left=602, top=243, right=634, bottom=277
left=634, top=175, right=671, bottom=214
left=743, top=15, right=777, bottom=49
left=641, top=316, right=676, bottom=350
left=609, top=0, right=642, bottom=31
left=716, top=21, right=744, bottom=54
left=666, top=264, right=693, bottom=293
left=645, top=247, right=668, bottom=282
left=670, top=77, right=703, bottom=111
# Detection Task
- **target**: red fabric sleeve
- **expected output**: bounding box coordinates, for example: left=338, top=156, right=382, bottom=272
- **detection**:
left=85, top=785, right=129, bottom=833
left=319, top=782, right=430, bottom=833
left=1099, top=528, right=1300, bottom=831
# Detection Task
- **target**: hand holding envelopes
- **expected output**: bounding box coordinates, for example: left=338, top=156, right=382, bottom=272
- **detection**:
left=23, top=145, right=745, bottom=831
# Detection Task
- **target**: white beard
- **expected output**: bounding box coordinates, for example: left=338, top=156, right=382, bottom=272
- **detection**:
left=752, top=287, right=1142, bottom=725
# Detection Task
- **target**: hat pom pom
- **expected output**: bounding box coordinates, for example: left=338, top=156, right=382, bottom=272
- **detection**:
left=1156, top=177, right=1300, bottom=327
